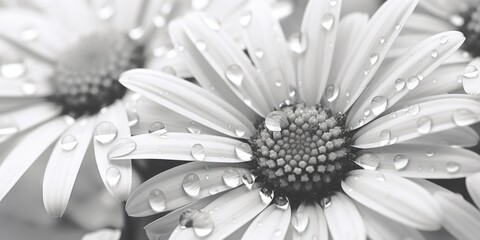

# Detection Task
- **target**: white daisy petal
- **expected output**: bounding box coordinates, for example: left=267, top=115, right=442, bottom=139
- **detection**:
left=0, top=117, right=69, bottom=202
left=297, top=0, right=341, bottom=106
left=0, top=98, right=40, bottom=113
left=355, top=201, right=425, bottom=240
left=405, top=126, right=478, bottom=147
left=82, top=228, right=121, bottom=240
left=418, top=0, right=469, bottom=19
left=120, top=69, right=254, bottom=138
left=44, top=0, right=97, bottom=36
left=93, top=101, right=132, bottom=201
left=243, top=1, right=295, bottom=105
left=0, top=103, right=61, bottom=144
left=462, top=58, right=480, bottom=95
left=403, top=13, right=453, bottom=35
left=0, top=9, right=73, bottom=62
left=108, top=133, right=252, bottom=163
left=348, top=31, right=465, bottom=129
left=126, top=162, right=249, bottom=217
left=169, top=15, right=271, bottom=117
left=324, top=192, right=366, bottom=240
left=146, top=52, right=192, bottom=79
left=342, top=170, right=441, bottom=230
left=0, top=59, right=53, bottom=97
left=145, top=195, right=218, bottom=239
left=43, top=117, right=96, bottom=217
left=292, top=201, right=328, bottom=240
left=242, top=202, right=291, bottom=240
left=332, top=0, right=418, bottom=113
left=353, top=95, right=480, bottom=148
left=169, top=186, right=271, bottom=240
left=386, top=34, right=431, bottom=60
left=355, top=143, right=480, bottom=179
left=466, top=173, right=480, bottom=208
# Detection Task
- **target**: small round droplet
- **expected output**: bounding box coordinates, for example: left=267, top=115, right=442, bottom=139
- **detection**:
left=395, top=79, right=405, bottom=91
left=259, top=188, right=274, bottom=204
left=127, top=111, right=139, bottom=127
left=450, top=14, right=465, bottom=27
left=446, top=162, right=460, bottom=173
left=406, top=76, right=419, bottom=90
left=234, top=127, right=245, bottom=138
left=325, top=85, right=339, bottom=102
left=161, top=66, right=177, bottom=76
left=370, top=96, right=388, bottom=116
left=274, top=196, right=289, bottom=210
left=393, top=154, right=409, bottom=170
left=426, top=149, right=435, bottom=157
left=148, top=122, right=168, bottom=135
left=149, top=189, right=166, bottom=212
left=239, top=12, right=252, bottom=26
left=191, top=144, right=206, bottom=161
left=292, top=211, right=309, bottom=233
left=222, top=169, right=241, bottom=187
left=376, top=173, right=385, bottom=182
left=60, top=134, right=78, bottom=151
left=195, top=40, right=207, bottom=51
left=379, top=129, right=391, bottom=146
left=416, top=116, right=432, bottom=134
left=355, top=153, right=379, bottom=170
left=94, top=121, right=117, bottom=144
left=369, top=53, right=379, bottom=65
left=265, top=111, right=289, bottom=132
left=452, top=108, right=477, bottom=126
left=407, top=105, right=420, bottom=116
left=202, top=16, right=221, bottom=31
left=440, top=36, right=449, bottom=44
left=289, top=32, right=307, bottom=54
left=182, top=173, right=201, bottom=197
left=255, top=49, right=264, bottom=58
left=105, top=167, right=121, bottom=186
left=430, top=50, right=438, bottom=58
left=22, top=81, right=37, bottom=95
left=192, top=212, right=215, bottom=237
left=320, top=197, right=331, bottom=208
left=128, top=28, right=144, bottom=41
left=187, top=121, right=202, bottom=134
left=0, top=62, right=27, bottom=79
left=379, top=37, right=386, bottom=44
left=321, top=13, right=335, bottom=30
left=225, top=64, right=244, bottom=86
left=329, top=0, right=338, bottom=6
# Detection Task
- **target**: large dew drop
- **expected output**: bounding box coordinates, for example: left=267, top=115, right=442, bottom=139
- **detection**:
left=222, top=169, right=241, bottom=188
left=192, top=212, right=215, bottom=237
left=370, top=96, right=388, bottom=116
left=265, top=111, right=289, bottom=132
left=108, top=138, right=137, bottom=158
left=105, top=167, right=121, bottom=186
left=393, top=154, right=409, bottom=170
left=355, top=153, right=379, bottom=170
left=225, top=64, right=244, bottom=86
left=292, top=210, right=309, bottom=233
left=94, top=121, right=117, bottom=144
left=446, top=162, right=460, bottom=173
left=416, top=116, right=432, bottom=134
left=0, top=62, right=27, bottom=79
left=148, top=122, right=168, bottom=135
left=191, top=144, right=206, bottom=161
left=379, top=129, right=391, bottom=146
left=182, top=173, right=201, bottom=197
left=325, top=85, right=339, bottom=102
left=259, top=188, right=274, bottom=204
left=149, top=189, right=166, bottom=213
left=452, top=109, right=477, bottom=126
left=321, top=13, right=335, bottom=30
left=60, top=134, right=78, bottom=151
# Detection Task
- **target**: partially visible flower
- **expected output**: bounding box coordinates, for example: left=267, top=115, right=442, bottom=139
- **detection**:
left=0, top=0, right=263, bottom=218
left=110, top=0, right=480, bottom=239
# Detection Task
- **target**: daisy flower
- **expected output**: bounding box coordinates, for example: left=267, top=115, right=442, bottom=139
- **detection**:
left=0, top=0, right=262, bottom=218
left=111, top=0, right=480, bottom=239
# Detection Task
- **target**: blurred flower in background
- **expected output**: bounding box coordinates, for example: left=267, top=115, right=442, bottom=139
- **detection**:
left=109, top=0, right=480, bottom=239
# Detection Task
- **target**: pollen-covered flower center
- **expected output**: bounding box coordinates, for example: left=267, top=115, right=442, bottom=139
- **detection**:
left=455, top=5, right=480, bottom=57
left=50, top=31, right=144, bottom=117
left=250, top=103, right=353, bottom=200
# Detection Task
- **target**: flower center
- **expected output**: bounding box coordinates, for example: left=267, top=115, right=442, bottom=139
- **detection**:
left=49, top=31, right=144, bottom=118
left=250, top=102, right=355, bottom=203
left=454, top=5, right=480, bottom=57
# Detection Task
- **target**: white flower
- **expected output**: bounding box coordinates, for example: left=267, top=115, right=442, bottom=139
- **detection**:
left=110, top=0, right=480, bottom=239
left=0, top=0, right=261, bottom=218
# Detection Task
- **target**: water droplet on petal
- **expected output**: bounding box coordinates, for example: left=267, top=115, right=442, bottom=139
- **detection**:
left=463, top=65, right=479, bottom=78
left=225, top=64, right=244, bottom=86
left=1, top=62, right=27, bottom=79
left=60, top=134, right=78, bottom=151
left=450, top=14, right=465, bottom=27
left=355, top=153, right=379, bottom=170
left=321, top=13, right=335, bottom=30
left=379, top=129, right=391, bottom=146
left=191, top=144, right=206, bottom=161
left=416, top=116, right=432, bottom=134
left=274, top=196, right=289, bottom=210
left=379, top=37, right=386, bottom=44
left=0, top=118, right=18, bottom=136
left=393, top=154, right=409, bottom=170
left=452, top=108, right=477, bottom=126
left=446, top=162, right=460, bottom=173
left=370, top=96, right=388, bottom=116
left=426, top=148, right=435, bottom=157
left=128, top=28, right=144, bottom=41
left=289, top=32, right=307, bottom=54
left=94, top=121, right=117, bottom=144
left=195, top=40, right=207, bottom=52
left=430, top=50, right=438, bottom=58
left=440, top=36, right=449, bottom=44
left=234, top=127, right=245, bottom=137
left=292, top=211, right=309, bottom=233
left=254, top=49, right=265, bottom=59
left=235, top=143, right=252, bottom=161
left=187, top=121, right=202, bottom=134
left=202, top=16, right=221, bottom=31
left=406, top=76, right=419, bottom=90
left=242, top=172, right=255, bottom=189
left=149, top=189, right=166, bottom=212
left=369, top=53, right=379, bottom=65
left=407, top=105, right=420, bottom=116
left=395, top=78, right=405, bottom=91
left=127, top=111, right=139, bottom=127
left=182, top=173, right=201, bottom=197
left=192, top=212, right=215, bottom=237
left=21, top=27, right=39, bottom=41
left=22, top=81, right=37, bottom=95
left=329, top=0, right=338, bottom=6
left=108, top=138, right=137, bottom=158
left=259, top=188, right=274, bottom=204
left=265, top=111, right=289, bottom=132
left=148, top=122, right=168, bottom=135
left=222, top=169, right=241, bottom=187
left=325, top=85, right=339, bottom=102
left=105, top=167, right=121, bottom=186
left=192, top=0, right=210, bottom=10
left=239, top=12, right=252, bottom=26
left=161, top=66, right=177, bottom=76
left=320, top=197, right=331, bottom=208
left=376, top=173, right=385, bottom=182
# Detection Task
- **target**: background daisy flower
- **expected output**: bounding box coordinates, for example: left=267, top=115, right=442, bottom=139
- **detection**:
left=0, top=0, right=270, bottom=219
left=109, top=0, right=480, bottom=239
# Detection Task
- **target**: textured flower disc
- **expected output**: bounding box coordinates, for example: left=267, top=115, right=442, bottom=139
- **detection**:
left=49, top=31, right=145, bottom=118
left=250, top=101, right=356, bottom=203
left=456, top=5, right=480, bottom=57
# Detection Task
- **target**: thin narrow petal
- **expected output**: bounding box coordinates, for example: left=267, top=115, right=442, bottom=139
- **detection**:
left=108, top=133, right=252, bottom=163
left=462, top=58, right=480, bottom=95
left=324, top=192, right=366, bottom=240
left=466, top=173, right=480, bottom=208
left=292, top=201, right=328, bottom=240
left=120, top=69, right=254, bottom=138
left=342, top=170, right=441, bottom=230
left=242, top=202, right=291, bottom=240
left=355, top=202, right=425, bottom=240
left=111, top=0, right=144, bottom=32
left=332, top=0, right=418, bottom=113
left=348, top=31, right=465, bottom=129
left=43, top=117, right=96, bottom=217
left=169, top=187, right=271, bottom=240
left=0, top=103, right=61, bottom=144
left=418, top=0, right=467, bottom=19
left=168, top=15, right=269, bottom=117
left=243, top=1, right=294, bottom=105
left=93, top=101, right=132, bottom=201
left=0, top=117, right=69, bottom=202
left=353, top=95, right=480, bottom=148
left=403, top=13, right=453, bottom=34
left=126, top=162, right=249, bottom=217
left=297, top=0, right=342, bottom=106
left=45, top=0, right=97, bottom=36
left=406, top=126, right=478, bottom=147
left=82, top=229, right=121, bottom=240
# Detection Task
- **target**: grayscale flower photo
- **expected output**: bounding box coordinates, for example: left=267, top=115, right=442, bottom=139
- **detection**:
left=0, top=0, right=479, bottom=239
